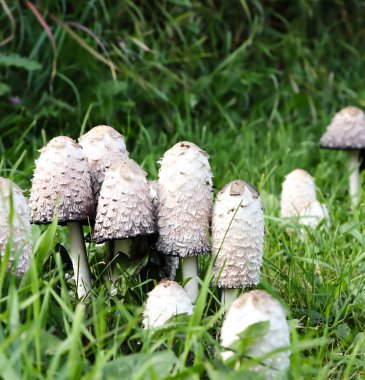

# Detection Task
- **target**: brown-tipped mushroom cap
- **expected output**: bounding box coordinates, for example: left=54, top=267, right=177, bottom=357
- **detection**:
left=78, top=125, right=129, bottom=202
left=212, top=180, right=264, bottom=289
left=29, top=136, right=94, bottom=225
left=0, top=178, right=31, bottom=275
left=320, top=106, right=365, bottom=150
left=92, top=158, right=155, bottom=243
left=156, top=141, right=213, bottom=257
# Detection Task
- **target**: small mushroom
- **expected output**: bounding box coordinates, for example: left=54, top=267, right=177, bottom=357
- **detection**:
left=212, top=180, right=264, bottom=308
left=156, top=141, right=213, bottom=302
left=29, top=136, right=94, bottom=299
left=0, top=178, right=31, bottom=275
left=142, top=279, right=194, bottom=328
left=320, top=106, right=365, bottom=206
left=78, top=125, right=129, bottom=205
left=220, top=290, right=291, bottom=379
left=92, top=158, right=155, bottom=257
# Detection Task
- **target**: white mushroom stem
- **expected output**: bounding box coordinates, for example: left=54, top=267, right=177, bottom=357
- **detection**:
left=221, top=289, right=238, bottom=309
left=182, top=256, right=199, bottom=302
left=67, top=222, right=92, bottom=299
left=114, top=239, right=130, bottom=257
left=349, top=150, right=360, bottom=206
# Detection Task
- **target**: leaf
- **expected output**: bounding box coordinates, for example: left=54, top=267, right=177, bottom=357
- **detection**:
left=230, top=321, right=270, bottom=354
left=0, top=53, right=42, bottom=70
left=0, top=83, right=10, bottom=96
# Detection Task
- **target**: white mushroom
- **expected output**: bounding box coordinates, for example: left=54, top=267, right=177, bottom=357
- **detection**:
left=221, top=290, right=291, bottom=379
left=212, top=180, right=264, bottom=308
left=143, top=279, right=194, bottom=328
left=29, top=136, right=94, bottom=299
left=157, top=141, right=213, bottom=302
left=320, top=106, right=365, bottom=206
left=0, top=178, right=31, bottom=275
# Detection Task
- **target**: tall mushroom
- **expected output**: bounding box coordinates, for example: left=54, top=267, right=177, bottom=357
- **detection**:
left=156, top=141, right=213, bottom=302
left=221, top=290, right=290, bottom=379
left=143, top=279, right=194, bottom=328
left=78, top=125, right=129, bottom=205
left=92, top=158, right=155, bottom=259
left=320, top=106, right=365, bottom=206
left=29, top=136, right=94, bottom=299
left=212, top=180, right=264, bottom=308
left=0, top=178, right=31, bottom=275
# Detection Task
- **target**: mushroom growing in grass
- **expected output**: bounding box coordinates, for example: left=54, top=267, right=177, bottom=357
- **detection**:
left=212, top=180, right=264, bottom=308
left=92, top=158, right=155, bottom=261
left=0, top=178, right=31, bottom=275
left=280, top=169, right=329, bottom=230
left=320, top=106, right=365, bottom=206
left=78, top=125, right=129, bottom=205
left=221, top=290, right=290, bottom=379
left=29, top=136, right=94, bottom=299
left=143, top=279, right=194, bottom=328
left=157, top=141, right=213, bottom=302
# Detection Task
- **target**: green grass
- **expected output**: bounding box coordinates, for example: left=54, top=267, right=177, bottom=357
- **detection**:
left=1, top=1, right=365, bottom=378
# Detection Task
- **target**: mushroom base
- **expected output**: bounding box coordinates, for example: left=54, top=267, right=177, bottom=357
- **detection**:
left=182, top=256, right=199, bottom=302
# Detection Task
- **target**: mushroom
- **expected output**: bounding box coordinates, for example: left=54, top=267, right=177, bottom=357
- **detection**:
left=280, top=169, right=329, bottom=230
left=0, top=178, right=31, bottom=275
left=78, top=125, right=129, bottom=205
left=143, top=279, right=194, bottom=328
left=320, top=106, right=365, bottom=206
left=92, top=158, right=155, bottom=259
left=156, top=141, right=213, bottom=302
left=212, top=180, right=264, bottom=308
left=220, top=290, right=290, bottom=379
left=29, top=136, right=94, bottom=299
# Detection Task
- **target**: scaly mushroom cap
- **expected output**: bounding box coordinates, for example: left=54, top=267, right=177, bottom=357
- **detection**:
left=280, top=169, right=316, bottom=218
left=221, top=290, right=290, bottom=378
left=298, top=200, right=330, bottom=229
left=156, top=141, right=213, bottom=257
left=0, top=178, right=31, bottom=275
left=78, top=125, right=128, bottom=203
left=320, top=106, right=365, bottom=150
left=143, top=279, right=194, bottom=328
left=212, top=180, right=264, bottom=289
left=92, top=158, right=155, bottom=243
left=29, top=136, right=94, bottom=224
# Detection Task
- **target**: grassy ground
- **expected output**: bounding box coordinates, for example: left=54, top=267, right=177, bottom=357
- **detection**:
left=1, top=1, right=365, bottom=378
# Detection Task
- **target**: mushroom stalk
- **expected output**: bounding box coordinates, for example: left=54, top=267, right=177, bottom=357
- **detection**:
left=349, top=150, right=360, bottom=206
left=182, top=256, right=199, bottom=302
left=221, top=288, right=237, bottom=309
left=114, top=239, right=129, bottom=256
left=67, top=222, right=92, bottom=299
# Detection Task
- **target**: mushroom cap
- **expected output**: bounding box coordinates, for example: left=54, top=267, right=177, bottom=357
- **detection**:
left=156, top=141, right=213, bottom=257
left=92, top=158, right=155, bottom=243
left=212, top=180, right=264, bottom=289
left=298, top=200, right=330, bottom=229
left=78, top=125, right=129, bottom=202
left=221, top=290, right=290, bottom=378
left=29, top=136, right=94, bottom=225
left=0, top=178, right=31, bottom=275
left=143, top=279, right=194, bottom=328
left=280, top=169, right=316, bottom=218
left=320, top=106, right=365, bottom=150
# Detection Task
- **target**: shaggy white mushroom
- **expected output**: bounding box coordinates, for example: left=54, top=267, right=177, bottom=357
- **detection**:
left=29, top=136, right=94, bottom=299
left=157, top=141, right=213, bottom=302
left=212, top=180, right=264, bottom=308
left=143, top=279, right=194, bottom=328
left=0, top=178, right=31, bottom=275
left=221, top=290, right=290, bottom=379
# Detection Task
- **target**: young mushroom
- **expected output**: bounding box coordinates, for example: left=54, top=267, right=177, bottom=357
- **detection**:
left=221, top=290, right=290, bottom=379
left=0, top=178, right=31, bottom=275
left=143, top=279, right=194, bottom=328
left=212, top=180, right=264, bottom=308
left=78, top=125, right=129, bottom=205
left=29, top=136, right=94, bottom=299
left=92, top=158, right=155, bottom=261
left=320, top=106, right=365, bottom=206
left=156, top=141, right=213, bottom=302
